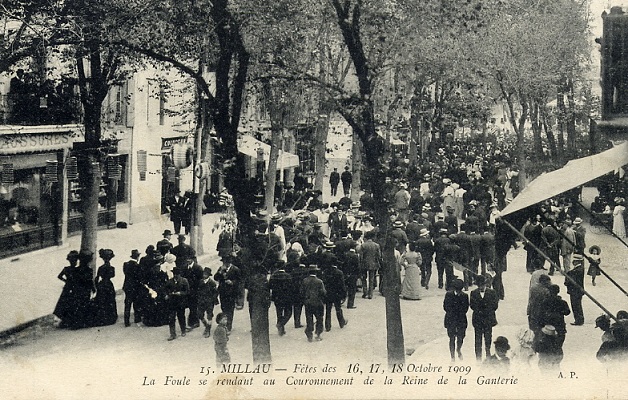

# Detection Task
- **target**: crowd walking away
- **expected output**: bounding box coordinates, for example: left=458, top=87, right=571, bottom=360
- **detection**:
left=51, top=138, right=628, bottom=372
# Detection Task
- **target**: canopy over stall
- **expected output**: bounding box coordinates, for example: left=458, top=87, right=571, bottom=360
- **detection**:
left=501, top=141, right=628, bottom=217
left=237, top=135, right=299, bottom=169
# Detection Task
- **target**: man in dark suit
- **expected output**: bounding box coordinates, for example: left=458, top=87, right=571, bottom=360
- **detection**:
left=171, top=234, right=196, bottom=270
left=341, top=166, right=352, bottom=197
left=183, top=257, right=204, bottom=329
left=343, top=247, right=360, bottom=309
left=444, top=279, right=469, bottom=362
left=358, top=231, right=382, bottom=299
left=565, top=254, right=585, bottom=326
left=329, top=168, right=340, bottom=197
left=156, top=230, right=174, bottom=256
left=470, top=275, right=499, bottom=361
left=322, top=264, right=348, bottom=332
left=415, top=229, right=434, bottom=289
left=165, top=267, right=189, bottom=341
left=168, top=190, right=186, bottom=235
left=291, top=263, right=308, bottom=328
left=123, top=249, right=143, bottom=327
left=269, top=266, right=293, bottom=336
left=301, top=265, right=326, bottom=342
left=214, top=257, right=242, bottom=332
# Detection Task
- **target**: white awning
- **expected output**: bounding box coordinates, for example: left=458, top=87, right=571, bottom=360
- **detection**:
left=237, top=135, right=299, bottom=169
left=501, top=141, right=628, bottom=216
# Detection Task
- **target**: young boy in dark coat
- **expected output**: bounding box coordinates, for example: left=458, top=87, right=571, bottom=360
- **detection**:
left=444, top=279, right=469, bottom=361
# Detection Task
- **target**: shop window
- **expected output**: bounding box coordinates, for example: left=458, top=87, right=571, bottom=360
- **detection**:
left=0, top=168, right=54, bottom=230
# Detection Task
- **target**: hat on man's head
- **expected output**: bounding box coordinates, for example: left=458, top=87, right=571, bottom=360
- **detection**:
left=308, top=264, right=320, bottom=272
left=541, top=325, right=557, bottom=336
left=493, top=336, right=510, bottom=351
left=452, top=279, right=464, bottom=291
left=572, top=253, right=584, bottom=262
left=393, top=220, right=404, bottom=228
left=162, top=229, right=172, bottom=237
left=419, top=228, right=430, bottom=237
left=130, top=249, right=141, bottom=258
left=573, top=217, right=583, bottom=225
left=439, top=228, right=449, bottom=234
left=270, top=213, right=282, bottom=222
left=323, top=241, right=336, bottom=249
left=178, top=234, right=187, bottom=241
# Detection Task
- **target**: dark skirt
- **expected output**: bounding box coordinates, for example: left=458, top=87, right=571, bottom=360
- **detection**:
left=91, top=279, right=118, bottom=326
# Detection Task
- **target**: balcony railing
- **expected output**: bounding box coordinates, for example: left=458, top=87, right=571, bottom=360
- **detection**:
left=1, top=84, right=82, bottom=126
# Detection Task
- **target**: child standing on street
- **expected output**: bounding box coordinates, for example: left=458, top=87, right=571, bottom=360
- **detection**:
left=587, top=245, right=602, bottom=286
left=197, top=267, right=218, bottom=338
left=214, top=313, right=230, bottom=368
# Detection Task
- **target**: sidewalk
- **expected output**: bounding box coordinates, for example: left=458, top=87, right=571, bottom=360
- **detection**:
left=0, top=212, right=224, bottom=333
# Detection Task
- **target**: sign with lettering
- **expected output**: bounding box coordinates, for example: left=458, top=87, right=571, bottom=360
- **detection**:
left=161, top=135, right=189, bottom=150
left=0, top=130, right=84, bottom=155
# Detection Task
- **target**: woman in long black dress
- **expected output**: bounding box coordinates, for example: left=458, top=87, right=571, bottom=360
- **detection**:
left=54, top=250, right=80, bottom=328
left=66, top=250, right=96, bottom=329
left=141, top=254, right=170, bottom=326
left=92, top=248, right=118, bottom=326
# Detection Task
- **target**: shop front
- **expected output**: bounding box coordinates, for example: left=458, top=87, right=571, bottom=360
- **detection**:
left=0, top=125, right=83, bottom=258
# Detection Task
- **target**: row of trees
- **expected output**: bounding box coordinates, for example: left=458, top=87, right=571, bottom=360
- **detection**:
left=1, top=0, right=592, bottom=364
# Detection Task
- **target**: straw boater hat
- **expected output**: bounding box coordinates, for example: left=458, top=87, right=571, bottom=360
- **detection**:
left=419, top=228, right=430, bottom=237
left=573, top=217, right=583, bottom=225
left=393, top=220, right=404, bottom=228
left=323, top=241, right=336, bottom=249
left=541, top=325, right=557, bottom=336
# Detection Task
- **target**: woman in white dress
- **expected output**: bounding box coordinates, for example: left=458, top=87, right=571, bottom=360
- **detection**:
left=613, top=198, right=626, bottom=238
left=400, top=242, right=423, bottom=300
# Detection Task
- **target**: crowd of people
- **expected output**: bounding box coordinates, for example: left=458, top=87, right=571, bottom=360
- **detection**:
left=51, top=137, right=628, bottom=371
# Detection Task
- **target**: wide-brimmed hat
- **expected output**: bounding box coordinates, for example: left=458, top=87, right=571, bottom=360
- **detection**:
left=162, top=229, right=172, bottom=237
left=307, top=264, right=320, bottom=272
left=323, top=241, right=336, bottom=249
left=130, top=249, right=141, bottom=258
left=541, top=325, right=557, bottom=336
left=589, top=245, right=602, bottom=255
left=419, top=228, right=430, bottom=237
left=164, top=253, right=177, bottom=264
left=393, top=221, right=404, bottom=228
left=573, top=217, right=583, bottom=225
left=493, top=336, right=510, bottom=351
left=422, top=204, right=431, bottom=210
left=98, top=248, right=115, bottom=260
left=270, top=213, right=282, bottom=222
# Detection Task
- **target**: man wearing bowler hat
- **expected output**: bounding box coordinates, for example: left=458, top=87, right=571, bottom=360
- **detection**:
left=157, top=230, right=174, bottom=255
left=123, top=249, right=143, bottom=327
left=470, top=274, right=499, bottom=361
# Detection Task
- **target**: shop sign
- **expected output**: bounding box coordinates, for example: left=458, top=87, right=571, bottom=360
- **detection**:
left=0, top=130, right=84, bottom=154
left=161, top=135, right=189, bottom=150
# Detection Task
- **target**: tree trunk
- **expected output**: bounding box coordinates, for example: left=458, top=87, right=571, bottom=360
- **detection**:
left=351, top=132, right=362, bottom=201
left=264, top=127, right=281, bottom=214
left=314, top=112, right=331, bottom=195
left=556, top=87, right=566, bottom=163
left=541, top=106, right=557, bottom=160
left=566, top=77, right=577, bottom=157
left=530, top=101, right=543, bottom=159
